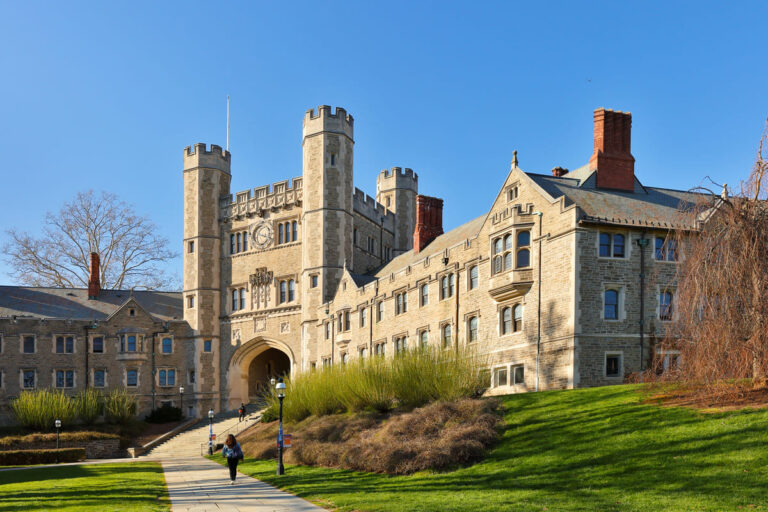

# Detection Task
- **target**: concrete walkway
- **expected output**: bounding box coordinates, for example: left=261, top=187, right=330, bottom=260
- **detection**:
left=162, top=456, right=324, bottom=511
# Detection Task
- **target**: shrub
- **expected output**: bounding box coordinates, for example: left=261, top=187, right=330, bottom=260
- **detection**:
left=11, top=390, right=77, bottom=431
left=74, top=389, right=104, bottom=425
left=240, top=398, right=502, bottom=475
left=263, top=346, right=488, bottom=423
left=145, top=404, right=182, bottom=423
left=0, top=431, right=119, bottom=450
left=104, top=389, right=137, bottom=424
left=0, top=448, right=85, bottom=465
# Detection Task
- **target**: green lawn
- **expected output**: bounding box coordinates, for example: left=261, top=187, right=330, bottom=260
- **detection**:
left=0, top=462, right=169, bottom=512
left=214, top=384, right=768, bottom=512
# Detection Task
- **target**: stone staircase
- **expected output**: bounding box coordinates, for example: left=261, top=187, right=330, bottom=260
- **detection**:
left=143, top=402, right=266, bottom=459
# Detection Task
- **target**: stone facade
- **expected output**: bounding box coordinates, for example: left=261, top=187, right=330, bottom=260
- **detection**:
left=0, top=106, right=702, bottom=419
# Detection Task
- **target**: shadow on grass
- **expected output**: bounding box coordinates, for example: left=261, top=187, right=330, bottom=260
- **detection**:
left=0, top=463, right=168, bottom=512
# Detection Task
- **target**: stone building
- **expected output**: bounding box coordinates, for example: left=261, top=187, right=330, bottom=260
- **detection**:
left=0, top=105, right=701, bottom=420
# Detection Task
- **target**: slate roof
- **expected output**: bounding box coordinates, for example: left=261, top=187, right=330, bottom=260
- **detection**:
left=348, top=272, right=377, bottom=288
left=374, top=215, right=486, bottom=278
left=528, top=168, right=708, bottom=230
left=0, top=286, right=183, bottom=321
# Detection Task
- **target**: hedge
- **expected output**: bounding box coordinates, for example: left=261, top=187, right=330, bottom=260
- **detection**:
left=0, top=448, right=85, bottom=465
left=0, top=432, right=119, bottom=449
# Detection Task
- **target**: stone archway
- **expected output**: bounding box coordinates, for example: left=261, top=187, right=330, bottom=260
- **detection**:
left=227, top=338, right=295, bottom=410
left=246, top=348, right=291, bottom=399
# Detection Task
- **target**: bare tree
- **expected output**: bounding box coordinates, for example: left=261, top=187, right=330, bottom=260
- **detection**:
left=3, top=190, right=178, bottom=290
left=653, top=119, right=768, bottom=397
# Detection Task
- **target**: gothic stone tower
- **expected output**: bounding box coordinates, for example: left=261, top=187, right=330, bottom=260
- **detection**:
left=183, top=143, right=231, bottom=411
left=376, top=167, right=418, bottom=256
left=300, top=106, right=355, bottom=367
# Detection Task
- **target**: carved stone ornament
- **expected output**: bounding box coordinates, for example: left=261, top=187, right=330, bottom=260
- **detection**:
left=251, top=221, right=273, bottom=250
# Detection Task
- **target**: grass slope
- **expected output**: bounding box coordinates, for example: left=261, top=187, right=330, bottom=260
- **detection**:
left=0, top=462, right=169, bottom=512
left=218, top=384, right=768, bottom=512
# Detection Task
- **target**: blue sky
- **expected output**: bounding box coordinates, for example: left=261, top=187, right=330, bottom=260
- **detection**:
left=1, top=1, right=766, bottom=286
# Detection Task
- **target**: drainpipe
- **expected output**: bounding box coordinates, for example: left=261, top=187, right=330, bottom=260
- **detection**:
left=83, top=323, right=90, bottom=390
left=150, top=322, right=170, bottom=411
left=454, top=265, right=460, bottom=354
left=532, top=211, right=543, bottom=392
left=368, top=301, right=373, bottom=356
left=637, top=234, right=649, bottom=372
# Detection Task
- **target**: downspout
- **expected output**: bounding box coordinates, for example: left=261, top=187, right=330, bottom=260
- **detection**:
left=83, top=324, right=90, bottom=390
left=331, top=314, right=335, bottom=364
left=533, top=211, right=543, bottom=392
left=454, top=266, right=460, bottom=353
left=637, top=233, right=648, bottom=372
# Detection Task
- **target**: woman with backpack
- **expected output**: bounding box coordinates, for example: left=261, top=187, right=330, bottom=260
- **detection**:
left=222, top=434, right=244, bottom=484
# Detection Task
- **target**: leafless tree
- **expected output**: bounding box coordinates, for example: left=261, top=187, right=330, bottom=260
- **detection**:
left=3, top=190, right=178, bottom=290
left=653, top=119, right=768, bottom=397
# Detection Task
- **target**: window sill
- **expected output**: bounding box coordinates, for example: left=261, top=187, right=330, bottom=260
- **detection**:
left=117, top=353, right=148, bottom=361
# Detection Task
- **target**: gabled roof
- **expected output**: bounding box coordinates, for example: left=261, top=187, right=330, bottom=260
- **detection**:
left=0, top=286, right=183, bottom=321
left=528, top=168, right=707, bottom=230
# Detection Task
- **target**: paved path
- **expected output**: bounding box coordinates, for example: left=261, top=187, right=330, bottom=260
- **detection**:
left=162, top=456, right=324, bottom=511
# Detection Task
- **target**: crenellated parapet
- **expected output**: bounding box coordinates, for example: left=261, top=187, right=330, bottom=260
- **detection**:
left=353, top=187, right=395, bottom=230
left=183, top=143, right=231, bottom=172
left=376, top=167, right=418, bottom=194
left=302, top=105, right=354, bottom=141
left=220, top=177, right=303, bottom=220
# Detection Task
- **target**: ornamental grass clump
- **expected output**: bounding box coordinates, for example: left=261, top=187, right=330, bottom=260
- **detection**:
left=73, top=389, right=104, bottom=425
left=104, top=389, right=137, bottom=424
left=264, top=346, right=487, bottom=422
left=11, top=390, right=77, bottom=431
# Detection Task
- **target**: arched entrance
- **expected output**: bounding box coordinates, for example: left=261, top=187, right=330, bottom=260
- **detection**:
left=246, top=348, right=291, bottom=400
left=227, top=337, right=295, bottom=410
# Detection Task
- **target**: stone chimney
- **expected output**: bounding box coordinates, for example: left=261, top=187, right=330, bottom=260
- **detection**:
left=589, top=108, right=635, bottom=192
left=88, top=252, right=100, bottom=299
left=551, top=167, right=568, bottom=177
left=413, top=195, right=444, bottom=254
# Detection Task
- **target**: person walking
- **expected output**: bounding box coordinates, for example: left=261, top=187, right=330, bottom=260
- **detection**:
left=222, top=434, right=244, bottom=484
left=238, top=403, right=246, bottom=422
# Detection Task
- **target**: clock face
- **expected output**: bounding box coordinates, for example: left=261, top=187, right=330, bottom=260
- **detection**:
left=251, top=222, right=273, bottom=250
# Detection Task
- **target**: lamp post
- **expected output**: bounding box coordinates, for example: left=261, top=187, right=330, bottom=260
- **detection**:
left=276, top=378, right=286, bottom=475
left=208, top=408, right=214, bottom=455
left=55, top=419, right=61, bottom=463
left=179, top=386, right=184, bottom=417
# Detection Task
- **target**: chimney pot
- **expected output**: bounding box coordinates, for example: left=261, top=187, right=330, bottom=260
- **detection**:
left=88, top=252, right=100, bottom=299
left=552, top=167, right=568, bottom=177
left=413, top=195, right=444, bottom=254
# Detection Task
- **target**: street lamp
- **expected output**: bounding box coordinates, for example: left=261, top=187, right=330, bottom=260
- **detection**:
left=276, top=378, right=286, bottom=475
left=208, top=408, right=215, bottom=455
left=179, top=386, right=184, bottom=417
left=54, top=419, right=61, bottom=463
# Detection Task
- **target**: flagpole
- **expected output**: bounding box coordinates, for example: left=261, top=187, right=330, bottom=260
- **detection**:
left=226, top=95, right=230, bottom=151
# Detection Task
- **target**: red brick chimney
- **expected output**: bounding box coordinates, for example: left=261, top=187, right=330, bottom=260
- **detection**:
left=413, top=195, right=444, bottom=254
left=589, top=108, right=635, bottom=192
left=551, top=167, right=568, bottom=177
left=88, top=252, right=100, bottom=299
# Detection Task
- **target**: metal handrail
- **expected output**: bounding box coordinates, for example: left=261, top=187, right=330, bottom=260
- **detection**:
left=200, top=405, right=265, bottom=456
